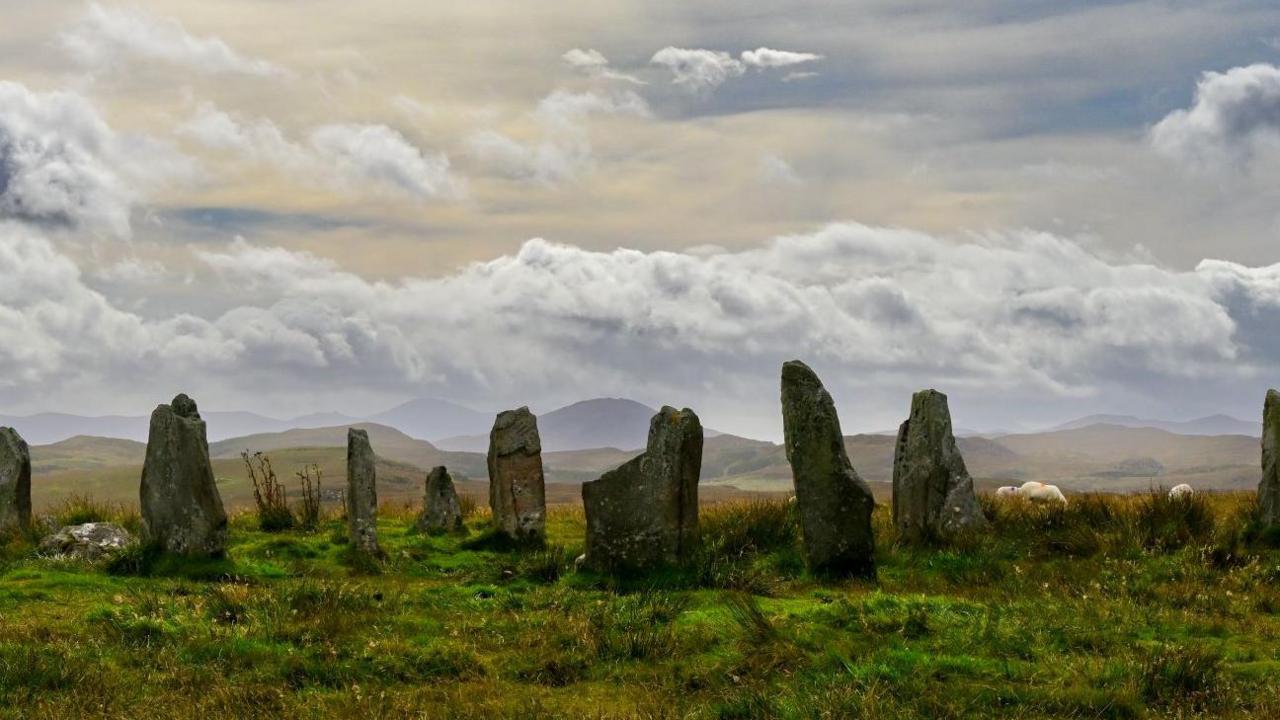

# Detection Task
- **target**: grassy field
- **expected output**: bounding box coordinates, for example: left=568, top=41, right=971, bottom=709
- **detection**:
left=2, top=491, right=1279, bottom=719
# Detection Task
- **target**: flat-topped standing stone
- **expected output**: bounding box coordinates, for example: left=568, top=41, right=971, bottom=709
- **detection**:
left=139, top=394, right=228, bottom=556
left=1260, top=389, right=1280, bottom=525
left=780, top=361, right=876, bottom=577
left=418, top=466, right=464, bottom=534
left=346, top=428, right=381, bottom=557
left=582, top=406, right=703, bottom=573
left=0, top=427, right=31, bottom=535
left=892, top=389, right=988, bottom=541
left=488, top=407, right=546, bottom=543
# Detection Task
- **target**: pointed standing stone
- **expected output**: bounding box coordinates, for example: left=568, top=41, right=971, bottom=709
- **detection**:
left=0, top=427, right=32, bottom=535
left=488, top=407, right=546, bottom=543
left=1260, top=389, right=1280, bottom=526
left=346, top=428, right=381, bottom=557
left=582, top=406, right=703, bottom=573
left=780, top=361, right=876, bottom=577
left=892, top=389, right=988, bottom=541
left=139, top=394, right=228, bottom=556
left=418, top=466, right=464, bottom=534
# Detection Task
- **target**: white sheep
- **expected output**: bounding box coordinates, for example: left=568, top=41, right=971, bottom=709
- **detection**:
left=1016, top=481, right=1067, bottom=506
left=995, top=486, right=1019, bottom=498
left=1168, top=484, right=1194, bottom=500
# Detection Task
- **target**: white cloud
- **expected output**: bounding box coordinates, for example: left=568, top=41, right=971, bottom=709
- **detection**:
left=561, top=48, right=646, bottom=85
left=0, top=81, right=192, bottom=237
left=60, top=2, right=285, bottom=77
left=650, top=47, right=745, bottom=93
left=782, top=71, right=819, bottom=82
left=178, top=102, right=460, bottom=200
left=1150, top=63, right=1280, bottom=170
left=92, top=257, right=167, bottom=285
left=8, top=220, right=1276, bottom=420
left=309, top=124, right=459, bottom=200
left=740, top=47, right=823, bottom=69
left=468, top=90, right=650, bottom=184
left=757, top=154, right=803, bottom=186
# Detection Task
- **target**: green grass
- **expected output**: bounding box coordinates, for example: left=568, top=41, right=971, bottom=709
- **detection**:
left=1, top=492, right=1279, bottom=718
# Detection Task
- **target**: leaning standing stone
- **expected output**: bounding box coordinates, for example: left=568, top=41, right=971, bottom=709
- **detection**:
left=582, top=406, right=703, bottom=573
left=346, top=428, right=382, bottom=557
left=418, top=466, right=464, bottom=534
left=0, top=427, right=31, bottom=535
left=892, top=389, right=988, bottom=541
left=1260, top=389, right=1280, bottom=525
left=139, top=394, right=228, bottom=556
left=488, top=407, right=546, bottom=543
left=780, top=361, right=876, bottom=577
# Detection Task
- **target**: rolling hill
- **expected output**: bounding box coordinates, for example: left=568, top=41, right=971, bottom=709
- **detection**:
left=1049, top=413, right=1260, bottom=437
left=22, top=417, right=1267, bottom=513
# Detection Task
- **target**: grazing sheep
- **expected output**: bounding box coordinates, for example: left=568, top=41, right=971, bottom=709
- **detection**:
left=1017, top=481, right=1067, bottom=505
left=1168, top=483, right=1194, bottom=500
left=995, top=486, right=1019, bottom=498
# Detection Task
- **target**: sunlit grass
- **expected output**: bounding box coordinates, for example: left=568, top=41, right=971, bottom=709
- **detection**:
left=0, top=491, right=1277, bottom=718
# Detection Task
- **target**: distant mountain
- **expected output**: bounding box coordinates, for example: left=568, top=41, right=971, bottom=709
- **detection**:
left=288, top=412, right=361, bottom=429
left=0, top=413, right=149, bottom=445
left=366, top=398, right=491, bottom=441
left=0, top=409, right=327, bottom=444
left=1049, top=414, right=1260, bottom=437
left=437, top=398, right=676, bottom=453
left=208, top=422, right=489, bottom=480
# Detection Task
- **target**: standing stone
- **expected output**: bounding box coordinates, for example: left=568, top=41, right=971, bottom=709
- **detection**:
left=1260, top=389, right=1280, bottom=525
left=139, top=394, right=228, bottom=556
left=488, top=407, right=546, bottom=543
left=780, top=361, right=876, bottom=577
left=892, top=389, right=988, bottom=541
left=418, top=466, right=464, bottom=534
left=0, top=427, right=31, bottom=535
left=582, top=407, right=703, bottom=573
left=346, top=428, right=381, bottom=557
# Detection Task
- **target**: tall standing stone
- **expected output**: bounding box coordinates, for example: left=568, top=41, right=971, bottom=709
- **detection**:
left=346, top=428, right=381, bottom=557
left=139, top=394, right=228, bottom=556
left=0, top=427, right=31, bottom=535
left=780, top=361, right=876, bottom=577
left=582, top=407, right=703, bottom=573
left=418, top=466, right=464, bottom=534
left=892, top=389, right=988, bottom=541
left=1260, top=389, right=1280, bottom=525
left=488, top=407, right=546, bottom=543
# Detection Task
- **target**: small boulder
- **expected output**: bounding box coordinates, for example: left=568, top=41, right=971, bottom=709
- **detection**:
left=418, top=466, right=464, bottom=534
left=139, top=395, right=228, bottom=556
left=892, top=389, right=988, bottom=541
left=780, top=360, right=876, bottom=578
left=487, top=407, right=546, bottom=543
left=582, top=406, right=703, bottom=573
left=346, top=428, right=382, bottom=557
left=0, top=427, right=32, bottom=535
left=38, top=522, right=134, bottom=561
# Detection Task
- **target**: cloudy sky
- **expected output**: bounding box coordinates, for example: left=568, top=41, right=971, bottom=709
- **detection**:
left=2, top=1, right=1280, bottom=439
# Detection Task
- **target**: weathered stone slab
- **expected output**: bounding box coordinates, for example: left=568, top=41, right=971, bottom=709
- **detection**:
left=1261, top=389, right=1280, bottom=525
left=780, top=361, right=875, bottom=577
left=418, top=466, right=464, bottom=534
left=892, top=389, right=988, bottom=541
left=582, top=406, right=702, bottom=573
left=488, top=407, right=546, bottom=543
left=0, top=427, right=31, bottom=535
left=346, top=428, right=382, bottom=557
left=139, top=395, right=228, bottom=556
